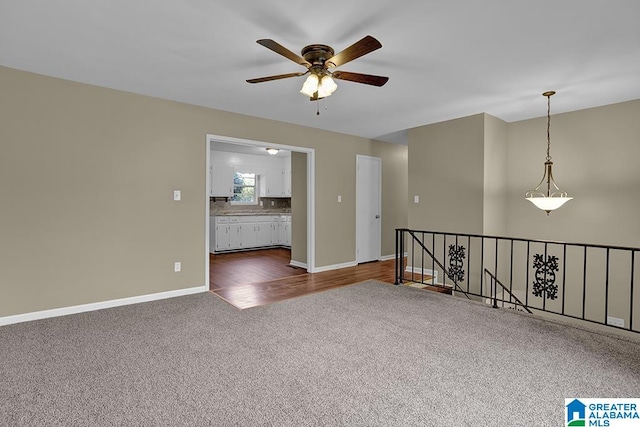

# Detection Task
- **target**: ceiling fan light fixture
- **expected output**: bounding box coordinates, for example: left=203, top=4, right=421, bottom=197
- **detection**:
left=266, top=148, right=279, bottom=155
left=300, top=74, right=319, bottom=97
left=318, top=75, right=338, bottom=98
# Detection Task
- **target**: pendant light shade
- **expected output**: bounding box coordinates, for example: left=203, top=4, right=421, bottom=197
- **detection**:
left=525, top=91, right=573, bottom=215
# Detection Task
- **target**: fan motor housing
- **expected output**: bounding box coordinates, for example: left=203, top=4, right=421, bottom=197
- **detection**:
left=301, top=44, right=334, bottom=65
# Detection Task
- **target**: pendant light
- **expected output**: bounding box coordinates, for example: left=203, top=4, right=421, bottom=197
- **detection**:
left=525, top=91, right=573, bottom=215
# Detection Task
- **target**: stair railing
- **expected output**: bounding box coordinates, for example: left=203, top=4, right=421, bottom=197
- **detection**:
left=394, top=228, right=639, bottom=335
left=484, top=268, right=533, bottom=314
left=395, top=228, right=469, bottom=297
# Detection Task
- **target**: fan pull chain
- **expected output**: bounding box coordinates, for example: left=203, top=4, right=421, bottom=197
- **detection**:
left=316, top=101, right=320, bottom=116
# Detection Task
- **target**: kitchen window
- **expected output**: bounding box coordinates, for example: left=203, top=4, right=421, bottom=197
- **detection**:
left=231, top=172, right=258, bottom=204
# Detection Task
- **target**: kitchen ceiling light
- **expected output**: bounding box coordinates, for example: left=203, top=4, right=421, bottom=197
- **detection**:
left=525, top=91, right=573, bottom=215
left=266, top=148, right=279, bottom=155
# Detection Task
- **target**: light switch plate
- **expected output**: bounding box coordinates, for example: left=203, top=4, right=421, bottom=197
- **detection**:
left=414, top=195, right=419, bottom=203
left=173, top=190, right=181, bottom=201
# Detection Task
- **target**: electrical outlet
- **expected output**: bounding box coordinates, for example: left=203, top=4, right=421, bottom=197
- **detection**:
left=414, top=195, right=419, bottom=203
left=174, top=262, right=181, bottom=272
left=607, top=316, right=624, bottom=327
left=338, top=195, right=342, bottom=203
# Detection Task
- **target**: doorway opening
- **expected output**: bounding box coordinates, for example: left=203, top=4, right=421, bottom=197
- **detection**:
left=205, top=134, right=315, bottom=293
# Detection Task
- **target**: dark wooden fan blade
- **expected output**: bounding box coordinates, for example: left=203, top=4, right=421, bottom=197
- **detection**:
left=256, top=39, right=311, bottom=68
left=246, top=72, right=307, bottom=84
left=326, top=35, right=382, bottom=68
left=331, top=71, right=389, bottom=87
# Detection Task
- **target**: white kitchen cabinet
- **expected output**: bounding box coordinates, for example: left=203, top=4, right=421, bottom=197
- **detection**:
left=270, top=216, right=280, bottom=244
left=211, top=165, right=234, bottom=197
left=212, top=214, right=291, bottom=252
left=283, top=159, right=291, bottom=197
left=209, top=217, right=217, bottom=254
left=228, top=217, right=242, bottom=249
left=261, top=168, right=285, bottom=197
left=256, top=216, right=272, bottom=247
left=213, top=217, right=230, bottom=251
left=240, top=216, right=257, bottom=248
left=279, top=215, right=291, bottom=247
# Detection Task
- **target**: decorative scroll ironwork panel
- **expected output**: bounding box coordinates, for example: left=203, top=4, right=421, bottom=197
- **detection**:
left=447, top=244, right=465, bottom=283
left=531, top=254, right=559, bottom=300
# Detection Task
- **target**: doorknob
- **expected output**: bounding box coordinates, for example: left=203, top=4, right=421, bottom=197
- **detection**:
left=375, top=215, right=380, bottom=219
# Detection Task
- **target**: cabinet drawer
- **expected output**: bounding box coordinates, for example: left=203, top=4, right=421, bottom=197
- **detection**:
left=229, top=216, right=240, bottom=224
left=215, top=217, right=229, bottom=224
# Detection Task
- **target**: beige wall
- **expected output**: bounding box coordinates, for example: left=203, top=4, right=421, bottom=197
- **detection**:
left=4, top=62, right=637, bottom=324
left=483, top=114, right=508, bottom=236
left=407, top=114, right=485, bottom=234
left=506, top=100, right=640, bottom=333
left=0, top=66, right=408, bottom=317
left=507, top=99, right=640, bottom=247
left=372, top=141, right=408, bottom=257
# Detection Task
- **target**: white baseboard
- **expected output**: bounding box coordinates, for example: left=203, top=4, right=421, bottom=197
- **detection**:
left=289, top=260, right=308, bottom=270
left=0, top=285, right=207, bottom=327
left=313, top=261, right=358, bottom=273
left=404, top=266, right=438, bottom=283
left=378, top=252, right=407, bottom=261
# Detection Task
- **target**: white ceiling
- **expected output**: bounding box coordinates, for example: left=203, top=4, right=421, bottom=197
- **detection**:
left=2, top=1, right=639, bottom=144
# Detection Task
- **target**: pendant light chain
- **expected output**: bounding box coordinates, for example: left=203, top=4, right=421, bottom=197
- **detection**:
left=546, top=94, right=552, bottom=162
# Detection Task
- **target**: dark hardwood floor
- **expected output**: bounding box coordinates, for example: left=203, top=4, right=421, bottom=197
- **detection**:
left=209, top=248, right=400, bottom=309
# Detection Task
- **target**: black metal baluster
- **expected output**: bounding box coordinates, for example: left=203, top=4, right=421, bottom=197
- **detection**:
left=525, top=242, right=530, bottom=308
left=481, top=236, right=485, bottom=297
left=432, top=233, right=435, bottom=285
left=394, top=229, right=399, bottom=285
left=494, top=238, right=499, bottom=306
left=411, top=233, right=415, bottom=283
left=605, top=248, right=610, bottom=326
left=421, top=232, right=425, bottom=284
left=582, top=246, right=588, bottom=321
left=630, top=251, right=635, bottom=331
left=561, top=244, right=567, bottom=315
left=443, top=234, right=447, bottom=286
left=467, top=235, right=471, bottom=293
left=543, top=243, right=548, bottom=311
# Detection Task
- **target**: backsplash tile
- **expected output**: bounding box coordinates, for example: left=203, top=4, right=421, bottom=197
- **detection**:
left=210, top=197, right=291, bottom=215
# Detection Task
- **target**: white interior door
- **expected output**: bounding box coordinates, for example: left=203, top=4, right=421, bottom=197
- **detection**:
left=356, top=155, right=381, bottom=263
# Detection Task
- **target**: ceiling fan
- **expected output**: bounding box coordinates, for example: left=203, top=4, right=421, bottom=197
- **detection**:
left=246, top=35, right=389, bottom=101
